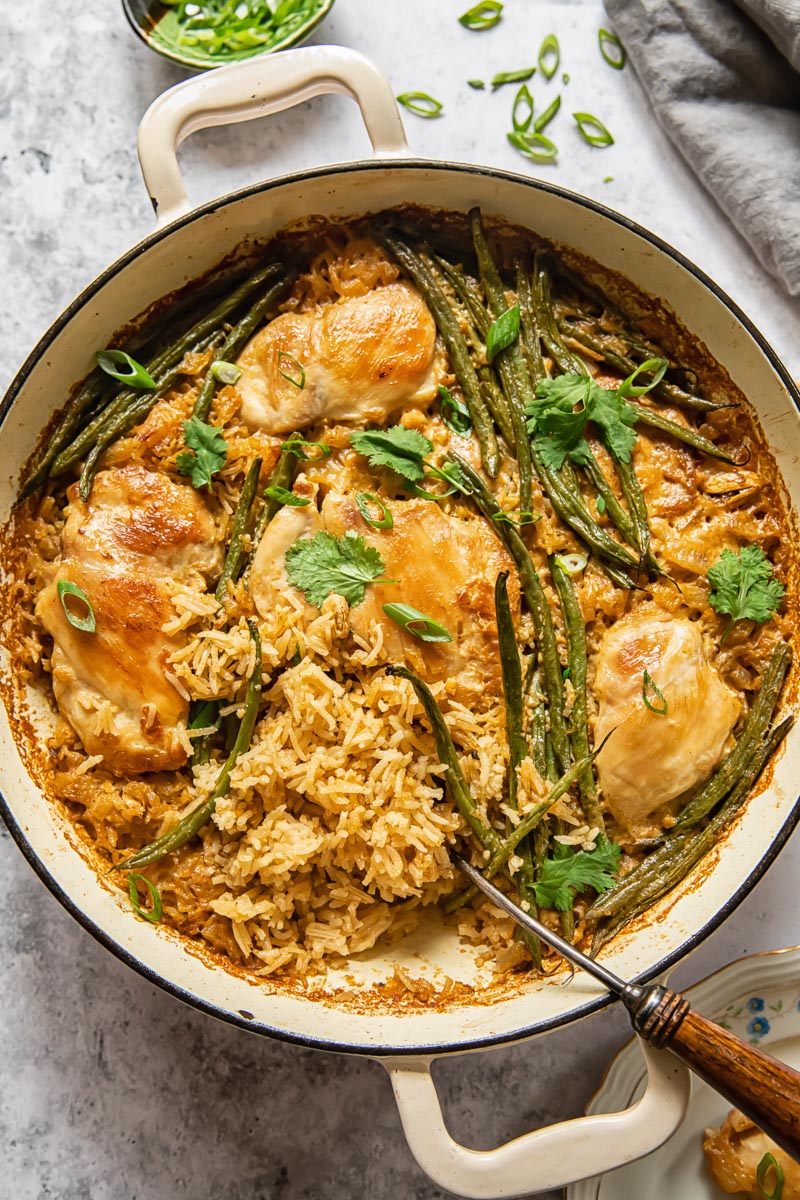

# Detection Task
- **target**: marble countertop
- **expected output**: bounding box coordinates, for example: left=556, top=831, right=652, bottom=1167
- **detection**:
left=2, top=2, right=799, bottom=1198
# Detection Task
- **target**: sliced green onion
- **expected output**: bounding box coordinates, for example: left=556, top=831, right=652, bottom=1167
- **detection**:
left=554, top=552, right=587, bottom=576
left=127, top=873, right=162, bottom=924
left=563, top=666, right=571, bottom=680
left=507, top=130, right=558, bottom=163
left=281, top=438, right=331, bottom=462
left=573, top=111, right=614, bottom=146
left=534, top=94, right=561, bottom=133
left=642, top=669, right=668, bottom=716
left=562, top=72, right=570, bottom=84
left=96, top=349, right=155, bottom=390
left=467, top=79, right=486, bottom=89
left=538, top=33, right=560, bottom=79
left=492, top=509, right=541, bottom=527
left=397, top=92, right=443, bottom=118
left=57, top=580, right=96, bottom=633
left=277, top=351, right=306, bottom=389
left=596, top=494, right=607, bottom=514
left=757, top=1152, right=784, bottom=1200
left=459, top=1, right=503, bottom=30
left=603, top=175, right=614, bottom=183
left=491, top=67, right=535, bottom=89
left=263, top=485, right=310, bottom=507
left=512, top=84, right=534, bottom=132
left=599, top=27, right=626, bottom=70
left=383, top=602, right=453, bottom=643
left=210, top=360, right=242, bottom=385
left=486, top=304, right=520, bottom=361
left=438, top=384, right=472, bottom=435
left=618, top=357, right=669, bottom=398
left=356, top=492, right=394, bottom=530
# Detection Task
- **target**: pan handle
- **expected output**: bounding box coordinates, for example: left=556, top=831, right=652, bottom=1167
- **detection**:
left=383, top=1043, right=691, bottom=1199
left=137, top=45, right=409, bottom=228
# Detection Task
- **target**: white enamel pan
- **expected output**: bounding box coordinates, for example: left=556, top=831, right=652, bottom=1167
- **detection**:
left=2, top=46, right=799, bottom=1198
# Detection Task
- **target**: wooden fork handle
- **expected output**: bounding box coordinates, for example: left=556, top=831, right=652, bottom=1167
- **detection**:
left=629, top=984, right=800, bottom=1162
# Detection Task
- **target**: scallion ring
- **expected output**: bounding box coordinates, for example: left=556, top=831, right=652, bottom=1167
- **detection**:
left=263, top=485, right=310, bottom=507
left=96, top=349, right=156, bottom=390
left=438, top=384, right=472, bottom=435
left=618, top=357, right=669, bottom=398
left=512, top=84, right=534, bottom=132
left=756, top=1151, right=784, bottom=1200
left=507, top=130, right=558, bottom=163
left=382, top=603, right=453, bottom=643
left=277, top=351, right=306, bottom=389
left=57, top=580, right=96, bottom=633
left=491, top=67, right=535, bottom=89
left=210, top=360, right=242, bottom=385
left=458, top=1, right=503, bottom=31
left=538, top=33, right=560, bottom=80
left=397, top=92, right=443, bottom=118
left=534, top=94, right=561, bottom=133
left=467, top=79, right=486, bottom=89
left=281, top=438, right=331, bottom=462
left=573, top=111, right=614, bottom=146
left=642, top=669, right=668, bottom=716
left=356, top=492, right=394, bottom=530
left=554, top=552, right=587, bottom=576
left=598, top=27, right=626, bottom=70
left=127, top=872, right=162, bottom=924
left=485, top=303, right=521, bottom=361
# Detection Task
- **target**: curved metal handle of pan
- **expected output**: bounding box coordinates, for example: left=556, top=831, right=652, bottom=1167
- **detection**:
left=385, top=1043, right=691, bottom=1199
left=136, top=44, right=410, bottom=227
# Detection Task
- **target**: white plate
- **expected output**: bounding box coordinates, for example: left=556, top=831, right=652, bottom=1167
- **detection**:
left=569, top=945, right=800, bottom=1200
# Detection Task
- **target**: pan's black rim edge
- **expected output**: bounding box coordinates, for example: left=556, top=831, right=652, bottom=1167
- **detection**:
left=2, top=156, right=800, bottom=1058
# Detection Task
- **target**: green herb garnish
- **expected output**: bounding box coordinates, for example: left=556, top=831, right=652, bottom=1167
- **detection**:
left=57, top=580, right=96, bottom=634
left=533, top=836, right=621, bottom=911
left=525, top=373, right=638, bottom=470
left=534, top=94, right=561, bottom=133
left=397, top=92, right=444, bottom=118
left=642, top=669, right=668, bottom=715
left=356, top=492, right=394, bottom=530
left=263, top=485, right=310, bottom=507
left=281, top=437, right=331, bottom=462
left=512, top=84, right=534, bottom=132
left=553, top=552, right=587, bottom=576
left=491, top=67, right=535, bottom=89
left=459, top=1, right=503, bottom=30
left=128, top=873, right=162, bottom=924
left=96, top=349, right=155, bottom=390
left=467, top=79, right=486, bottom=89
left=757, top=1152, right=784, bottom=1200
left=618, top=357, right=668, bottom=398
left=438, top=385, right=472, bottom=435
left=285, top=530, right=391, bottom=607
left=574, top=111, right=614, bottom=146
left=538, top=33, right=560, bottom=79
left=176, top=415, right=228, bottom=489
left=349, top=425, right=470, bottom=495
left=707, top=546, right=785, bottom=639
left=382, top=603, right=453, bottom=643
left=598, top=27, right=626, bottom=70
left=210, top=360, right=242, bottom=385
left=277, top=352, right=305, bottom=389
left=486, top=304, right=521, bottom=361
left=507, top=130, right=558, bottom=163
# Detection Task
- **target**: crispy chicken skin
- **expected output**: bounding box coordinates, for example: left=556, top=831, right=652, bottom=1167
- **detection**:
left=36, top=466, right=222, bottom=775
left=593, top=612, right=740, bottom=833
left=249, top=485, right=519, bottom=698
left=704, top=1109, right=800, bottom=1197
left=235, top=281, right=440, bottom=433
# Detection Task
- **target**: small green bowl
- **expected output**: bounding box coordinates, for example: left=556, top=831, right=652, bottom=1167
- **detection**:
left=122, top=0, right=337, bottom=71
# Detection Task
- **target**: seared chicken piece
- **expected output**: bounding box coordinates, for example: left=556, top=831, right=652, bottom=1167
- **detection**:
left=704, top=1109, right=800, bottom=1197
left=249, top=488, right=518, bottom=698
left=37, top=466, right=221, bottom=775
left=593, top=613, right=740, bottom=833
left=235, top=281, right=439, bottom=433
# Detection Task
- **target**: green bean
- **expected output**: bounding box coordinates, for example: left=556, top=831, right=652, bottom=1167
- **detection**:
left=192, top=273, right=292, bottom=422
left=612, top=455, right=661, bottom=574
left=532, top=251, right=588, bottom=376
left=549, top=555, right=602, bottom=829
left=386, top=665, right=505, bottom=858
left=19, top=371, right=110, bottom=499
left=115, top=621, right=263, bottom=872
left=516, top=263, right=546, bottom=385
left=378, top=232, right=500, bottom=477
left=580, top=449, right=638, bottom=547
left=51, top=261, right=284, bottom=479
left=243, top=435, right=302, bottom=582
left=453, top=452, right=571, bottom=772
left=630, top=402, right=739, bottom=464
left=589, top=716, right=793, bottom=941
left=188, top=699, right=220, bottom=768
left=215, top=457, right=263, bottom=604
left=674, top=641, right=791, bottom=829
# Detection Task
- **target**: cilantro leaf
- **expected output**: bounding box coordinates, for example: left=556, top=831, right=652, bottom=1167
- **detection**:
left=707, top=545, right=785, bottom=636
left=349, top=425, right=433, bottom=483
left=532, top=835, right=621, bottom=912
left=176, top=416, right=228, bottom=490
left=284, top=530, right=389, bottom=608
left=525, top=374, right=639, bottom=469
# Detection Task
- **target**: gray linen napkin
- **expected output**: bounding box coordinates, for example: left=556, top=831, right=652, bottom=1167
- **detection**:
left=603, top=0, right=800, bottom=296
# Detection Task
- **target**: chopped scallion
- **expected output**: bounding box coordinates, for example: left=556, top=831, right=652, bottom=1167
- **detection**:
left=507, top=130, right=558, bottom=163
left=263, top=485, right=310, bottom=507
left=397, top=92, right=444, bottom=118
left=467, top=79, right=486, bottom=89
left=382, top=602, right=453, bottom=643
left=210, top=360, right=242, bottom=385
left=538, top=33, right=560, bottom=80
left=57, top=580, right=96, bottom=633
left=642, top=669, right=668, bottom=716
left=554, top=552, right=587, bottom=576
left=534, top=94, right=561, bottom=133
left=438, top=384, right=473, bottom=435
left=756, top=1151, right=784, bottom=1200
left=127, top=872, right=162, bottom=924
left=458, top=0, right=503, bottom=30
left=573, top=111, right=614, bottom=146
left=356, top=492, right=394, bottom=530
left=277, top=351, right=306, bottom=389
left=512, top=84, right=534, bottom=132
left=96, top=349, right=155, bottom=390
left=598, top=27, right=626, bottom=70
left=281, top=438, right=331, bottom=462
left=491, top=67, right=535, bottom=89
left=485, top=304, right=521, bottom=361
left=618, top=357, right=669, bottom=398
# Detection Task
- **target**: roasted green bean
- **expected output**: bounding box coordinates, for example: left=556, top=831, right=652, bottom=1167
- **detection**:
left=215, top=456, right=263, bottom=603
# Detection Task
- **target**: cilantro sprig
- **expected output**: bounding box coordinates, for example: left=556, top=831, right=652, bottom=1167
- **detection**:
left=176, top=415, right=228, bottom=490
left=349, top=425, right=471, bottom=497
left=285, top=530, right=392, bottom=608
left=707, top=545, right=785, bottom=639
left=525, top=374, right=638, bottom=470
left=532, top=835, right=621, bottom=912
